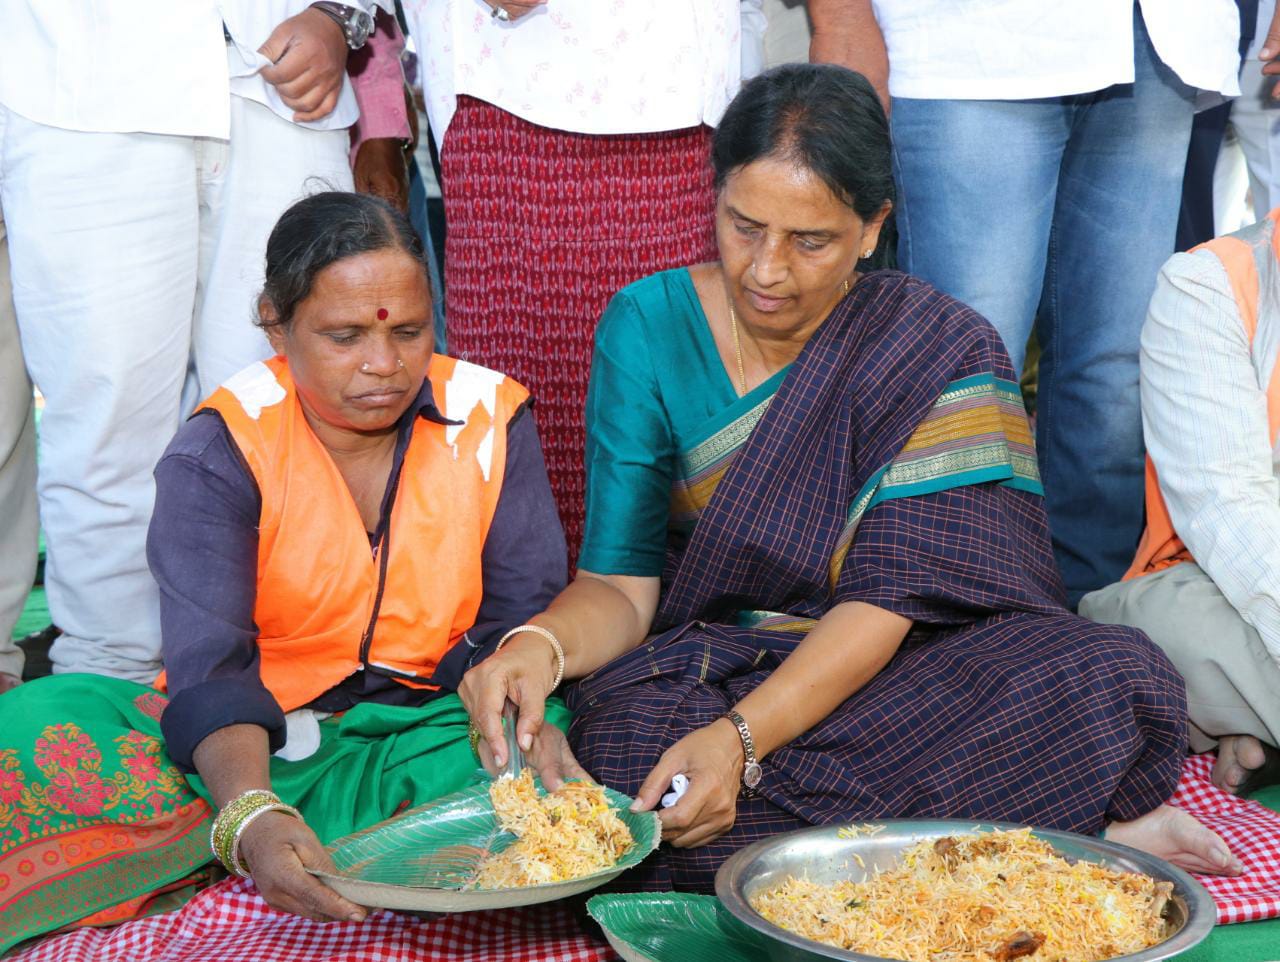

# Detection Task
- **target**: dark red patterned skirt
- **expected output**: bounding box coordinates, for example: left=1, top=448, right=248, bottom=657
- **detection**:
left=441, top=96, right=717, bottom=561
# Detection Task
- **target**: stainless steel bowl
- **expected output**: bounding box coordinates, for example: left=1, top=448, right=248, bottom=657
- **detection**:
left=715, top=819, right=1216, bottom=962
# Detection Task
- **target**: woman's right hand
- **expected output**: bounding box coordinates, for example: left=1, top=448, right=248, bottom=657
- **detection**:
left=238, top=810, right=367, bottom=922
left=458, top=633, right=559, bottom=768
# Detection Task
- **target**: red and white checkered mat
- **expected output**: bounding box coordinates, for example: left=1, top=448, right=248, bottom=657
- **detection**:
left=1170, top=752, right=1280, bottom=924
left=11, top=754, right=1280, bottom=962
left=8, top=878, right=620, bottom=962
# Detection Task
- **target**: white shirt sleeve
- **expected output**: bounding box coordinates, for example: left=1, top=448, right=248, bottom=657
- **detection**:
left=1141, top=250, right=1280, bottom=668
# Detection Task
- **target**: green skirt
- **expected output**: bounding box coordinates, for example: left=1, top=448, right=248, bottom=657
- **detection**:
left=0, top=674, right=569, bottom=952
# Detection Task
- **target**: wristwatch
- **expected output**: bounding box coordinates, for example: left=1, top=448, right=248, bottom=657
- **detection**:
left=724, top=709, right=762, bottom=797
left=309, top=2, right=374, bottom=50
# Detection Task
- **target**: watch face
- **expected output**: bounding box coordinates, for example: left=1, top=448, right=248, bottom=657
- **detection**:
left=350, top=10, right=374, bottom=47
left=743, top=762, right=763, bottom=789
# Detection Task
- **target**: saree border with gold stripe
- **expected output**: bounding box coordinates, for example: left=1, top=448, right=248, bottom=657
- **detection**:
left=667, top=371, right=1041, bottom=634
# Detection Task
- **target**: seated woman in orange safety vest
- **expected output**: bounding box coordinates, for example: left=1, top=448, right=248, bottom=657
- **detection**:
left=0, top=192, right=585, bottom=951
left=1083, top=212, right=1280, bottom=799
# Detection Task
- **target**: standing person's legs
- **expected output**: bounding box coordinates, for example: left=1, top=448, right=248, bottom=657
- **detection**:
left=891, top=97, right=1069, bottom=374
left=191, top=96, right=352, bottom=405
left=0, top=107, right=198, bottom=680
left=0, top=207, right=35, bottom=685
left=1037, top=9, right=1195, bottom=603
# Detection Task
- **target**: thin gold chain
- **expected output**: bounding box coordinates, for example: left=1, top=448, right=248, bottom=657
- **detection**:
left=729, top=276, right=852, bottom=397
left=729, top=302, right=748, bottom=396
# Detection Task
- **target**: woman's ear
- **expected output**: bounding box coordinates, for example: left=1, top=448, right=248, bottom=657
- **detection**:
left=259, top=298, right=287, bottom=356
left=861, top=199, right=894, bottom=256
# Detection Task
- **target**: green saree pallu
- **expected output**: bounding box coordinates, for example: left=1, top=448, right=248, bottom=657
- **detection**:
left=0, top=674, right=570, bottom=952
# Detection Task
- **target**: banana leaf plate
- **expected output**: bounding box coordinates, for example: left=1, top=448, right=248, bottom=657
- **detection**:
left=309, top=778, right=660, bottom=913
left=588, top=893, right=773, bottom=962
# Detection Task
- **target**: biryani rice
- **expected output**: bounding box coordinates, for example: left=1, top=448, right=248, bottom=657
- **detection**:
left=749, top=828, right=1172, bottom=962
left=472, top=770, right=634, bottom=889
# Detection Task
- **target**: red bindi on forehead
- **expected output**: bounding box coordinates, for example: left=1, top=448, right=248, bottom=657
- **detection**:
left=376, top=307, right=389, bottom=320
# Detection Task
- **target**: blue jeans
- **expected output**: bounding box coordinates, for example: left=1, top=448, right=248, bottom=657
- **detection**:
left=891, top=7, right=1195, bottom=605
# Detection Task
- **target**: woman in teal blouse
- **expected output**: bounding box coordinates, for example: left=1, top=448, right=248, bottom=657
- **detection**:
left=459, top=64, right=1231, bottom=893
left=580, top=267, right=792, bottom=576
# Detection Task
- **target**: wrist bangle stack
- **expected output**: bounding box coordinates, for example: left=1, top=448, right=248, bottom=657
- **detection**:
left=495, top=624, right=565, bottom=692
left=210, top=788, right=302, bottom=878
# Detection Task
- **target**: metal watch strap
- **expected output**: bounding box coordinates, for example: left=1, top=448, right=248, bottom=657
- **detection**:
left=724, top=709, right=762, bottom=797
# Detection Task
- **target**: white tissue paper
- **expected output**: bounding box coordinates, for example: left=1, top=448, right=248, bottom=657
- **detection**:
left=661, top=773, right=690, bottom=809
left=273, top=709, right=333, bottom=762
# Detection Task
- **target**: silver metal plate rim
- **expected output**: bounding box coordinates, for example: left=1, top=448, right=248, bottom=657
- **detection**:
left=714, top=818, right=1216, bottom=962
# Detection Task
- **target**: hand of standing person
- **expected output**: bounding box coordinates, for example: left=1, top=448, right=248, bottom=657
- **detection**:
left=1260, top=1, right=1280, bottom=94
left=486, top=1, right=548, bottom=22
left=808, top=0, right=890, bottom=112
left=353, top=138, right=410, bottom=212
left=260, top=8, right=351, bottom=122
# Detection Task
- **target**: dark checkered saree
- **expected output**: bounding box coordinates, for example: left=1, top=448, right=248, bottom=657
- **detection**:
left=565, top=272, right=1187, bottom=892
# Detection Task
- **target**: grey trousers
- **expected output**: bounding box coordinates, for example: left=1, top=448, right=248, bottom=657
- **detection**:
left=1081, top=562, right=1280, bottom=753
left=0, top=208, right=36, bottom=679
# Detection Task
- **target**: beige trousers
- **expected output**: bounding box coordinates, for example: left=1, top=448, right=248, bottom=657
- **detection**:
left=0, top=208, right=36, bottom=679
left=1081, top=562, right=1280, bottom=753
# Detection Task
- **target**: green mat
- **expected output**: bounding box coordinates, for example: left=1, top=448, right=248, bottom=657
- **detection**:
left=13, top=530, right=47, bottom=640
left=13, top=585, right=47, bottom=640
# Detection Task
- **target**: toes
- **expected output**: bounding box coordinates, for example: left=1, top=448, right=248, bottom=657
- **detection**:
left=1237, top=736, right=1267, bottom=772
left=1171, top=814, right=1242, bottom=876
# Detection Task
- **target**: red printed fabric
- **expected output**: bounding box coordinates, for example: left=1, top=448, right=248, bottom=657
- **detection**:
left=442, top=95, right=718, bottom=561
left=7, top=877, right=618, bottom=962
left=1173, top=753, right=1280, bottom=924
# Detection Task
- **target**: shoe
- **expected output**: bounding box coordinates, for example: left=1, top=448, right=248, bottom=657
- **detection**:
left=16, top=624, right=58, bottom=681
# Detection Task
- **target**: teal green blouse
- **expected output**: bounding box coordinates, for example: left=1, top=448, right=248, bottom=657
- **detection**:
left=579, top=268, right=789, bottom=576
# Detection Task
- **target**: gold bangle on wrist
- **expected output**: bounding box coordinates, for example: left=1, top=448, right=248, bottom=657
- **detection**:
left=495, top=624, right=565, bottom=692
left=210, top=789, right=301, bottom=877
left=227, top=802, right=302, bottom=878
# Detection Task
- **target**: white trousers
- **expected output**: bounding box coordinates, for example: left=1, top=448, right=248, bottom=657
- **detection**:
left=0, top=95, right=351, bottom=681
left=0, top=208, right=35, bottom=679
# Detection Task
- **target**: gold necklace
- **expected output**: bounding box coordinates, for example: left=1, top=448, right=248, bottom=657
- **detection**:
left=729, top=302, right=748, bottom=396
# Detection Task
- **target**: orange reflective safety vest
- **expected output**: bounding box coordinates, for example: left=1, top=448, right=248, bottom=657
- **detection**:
left=161, top=353, right=528, bottom=711
left=1125, top=210, right=1280, bottom=580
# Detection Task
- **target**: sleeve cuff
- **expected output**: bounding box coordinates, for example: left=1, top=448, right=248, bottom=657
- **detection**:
left=161, top=677, right=287, bottom=773
left=429, top=621, right=510, bottom=692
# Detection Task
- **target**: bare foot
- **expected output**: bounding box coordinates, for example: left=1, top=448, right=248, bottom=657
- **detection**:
left=0, top=673, right=20, bottom=695
left=1106, top=804, right=1243, bottom=876
left=1213, top=735, right=1267, bottom=793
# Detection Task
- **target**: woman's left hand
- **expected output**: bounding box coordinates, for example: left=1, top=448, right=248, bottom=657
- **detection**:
left=631, top=719, right=744, bottom=848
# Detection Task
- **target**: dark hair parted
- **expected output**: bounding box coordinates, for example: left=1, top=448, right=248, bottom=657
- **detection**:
left=256, top=191, right=428, bottom=330
left=712, top=63, right=896, bottom=268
